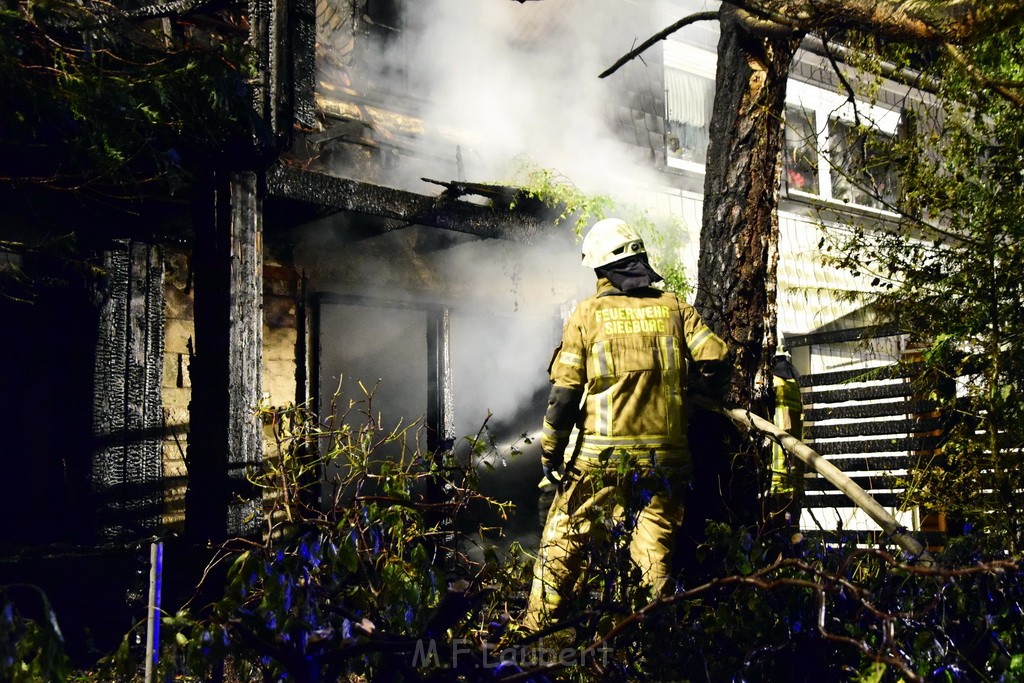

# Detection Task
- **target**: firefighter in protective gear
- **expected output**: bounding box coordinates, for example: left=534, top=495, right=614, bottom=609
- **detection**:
left=523, top=218, right=733, bottom=631
left=767, top=348, right=805, bottom=529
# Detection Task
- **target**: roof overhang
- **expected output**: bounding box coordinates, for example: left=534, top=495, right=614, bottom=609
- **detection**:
left=266, top=163, right=555, bottom=244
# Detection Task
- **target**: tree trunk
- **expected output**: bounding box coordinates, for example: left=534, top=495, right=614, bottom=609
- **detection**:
left=688, top=5, right=800, bottom=531
left=695, top=5, right=799, bottom=415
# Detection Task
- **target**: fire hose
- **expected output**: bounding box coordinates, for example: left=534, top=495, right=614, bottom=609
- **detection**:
left=690, top=396, right=937, bottom=568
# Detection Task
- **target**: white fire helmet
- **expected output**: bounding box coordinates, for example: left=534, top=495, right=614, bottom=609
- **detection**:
left=580, top=218, right=646, bottom=269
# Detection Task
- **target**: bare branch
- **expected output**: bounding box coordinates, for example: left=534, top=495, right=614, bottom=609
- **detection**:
left=503, top=552, right=1017, bottom=683
left=599, top=10, right=718, bottom=79
left=819, top=34, right=861, bottom=120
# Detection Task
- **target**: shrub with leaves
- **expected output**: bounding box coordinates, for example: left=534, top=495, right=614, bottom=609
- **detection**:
left=821, top=28, right=1024, bottom=550
left=2, top=0, right=264, bottom=197
left=0, top=584, right=70, bottom=683
left=103, top=384, right=533, bottom=682
left=505, top=159, right=614, bottom=235
left=81, top=384, right=1023, bottom=682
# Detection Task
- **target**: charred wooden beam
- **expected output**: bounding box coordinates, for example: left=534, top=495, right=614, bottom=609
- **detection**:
left=425, top=308, right=456, bottom=558
left=185, top=170, right=263, bottom=544
left=805, top=382, right=915, bottom=404
left=808, top=417, right=943, bottom=440
left=802, top=492, right=905, bottom=509
left=266, top=164, right=551, bottom=243
left=799, top=362, right=915, bottom=387
left=805, top=399, right=939, bottom=422
left=785, top=324, right=902, bottom=349
left=817, top=455, right=914, bottom=472
left=426, top=308, right=455, bottom=454
left=290, top=0, right=318, bottom=130
left=226, top=171, right=264, bottom=536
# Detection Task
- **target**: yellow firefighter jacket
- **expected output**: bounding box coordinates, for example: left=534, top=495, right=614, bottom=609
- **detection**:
left=770, top=374, right=805, bottom=495
left=541, top=279, right=730, bottom=469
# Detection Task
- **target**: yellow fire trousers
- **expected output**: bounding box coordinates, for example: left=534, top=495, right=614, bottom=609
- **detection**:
left=523, top=459, right=686, bottom=632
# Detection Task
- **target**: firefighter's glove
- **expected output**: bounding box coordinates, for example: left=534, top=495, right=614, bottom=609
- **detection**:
left=689, top=358, right=734, bottom=400
left=542, top=465, right=562, bottom=487
left=540, top=448, right=564, bottom=473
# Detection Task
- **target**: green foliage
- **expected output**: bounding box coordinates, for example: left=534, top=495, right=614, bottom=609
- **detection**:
left=504, top=160, right=693, bottom=296
left=0, top=585, right=70, bottom=683
left=823, top=27, right=1024, bottom=549
left=505, top=158, right=614, bottom=235
left=536, top=520, right=1024, bottom=682
left=634, top=211, right=692, bottom=298
left=96, top=383, right=533, bottom=682
left=45, top=390, right=1023, bottom=681
left=1, top=0, right=263, bottom=195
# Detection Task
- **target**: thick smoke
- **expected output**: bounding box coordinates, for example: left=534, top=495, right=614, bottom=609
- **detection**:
left=302, top=1, right=718, bottom=542
left=328, top=0, right=676, bottom=195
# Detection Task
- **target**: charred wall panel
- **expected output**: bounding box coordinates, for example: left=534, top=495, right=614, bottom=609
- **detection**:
left=92, top=240, right=165, bottom=541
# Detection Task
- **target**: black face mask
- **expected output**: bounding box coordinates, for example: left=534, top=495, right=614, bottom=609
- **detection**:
left=774, top=355, right=800, bottom=380
left=596, top=254, right=663, bottom=292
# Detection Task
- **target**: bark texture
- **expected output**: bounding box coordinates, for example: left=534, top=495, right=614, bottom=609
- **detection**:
left=732, top=0, right=1024, bottom=44
left=694, top=5, right=799, bottom=415
left=685, top=5, right=802, bottom=535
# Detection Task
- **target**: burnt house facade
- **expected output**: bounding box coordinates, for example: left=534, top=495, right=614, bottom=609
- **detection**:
left=0, top=0, right=938, bottom=657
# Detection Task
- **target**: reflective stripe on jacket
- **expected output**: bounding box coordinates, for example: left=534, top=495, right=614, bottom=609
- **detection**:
left=770, top=375, right=805, bottom=494
left=542, top=278, right=729, bottom=467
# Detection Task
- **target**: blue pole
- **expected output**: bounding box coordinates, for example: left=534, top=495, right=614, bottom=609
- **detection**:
left=144, top=540, right=164, bottom=683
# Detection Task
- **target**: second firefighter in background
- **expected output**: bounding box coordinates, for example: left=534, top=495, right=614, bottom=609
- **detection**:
left=523, top=218, right=733, bottom=631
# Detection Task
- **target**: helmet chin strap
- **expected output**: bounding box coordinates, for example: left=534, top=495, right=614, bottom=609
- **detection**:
left=595, top=254, right=663, bottom=292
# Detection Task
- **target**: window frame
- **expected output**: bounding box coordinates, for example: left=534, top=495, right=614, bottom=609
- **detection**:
left=662, top=43, right=903, bottom=214
left=784, top=79, right=902, bottom=213
left=663, top=43, right=717, bottom=175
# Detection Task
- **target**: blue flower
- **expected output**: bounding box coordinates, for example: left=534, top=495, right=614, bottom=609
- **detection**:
left=372, top=530, right=382, bottom=554
left=493, top=660, right=523, bottom=675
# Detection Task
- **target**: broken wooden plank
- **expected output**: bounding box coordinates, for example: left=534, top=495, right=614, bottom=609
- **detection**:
left=266, top=164, right=555, bottom=243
